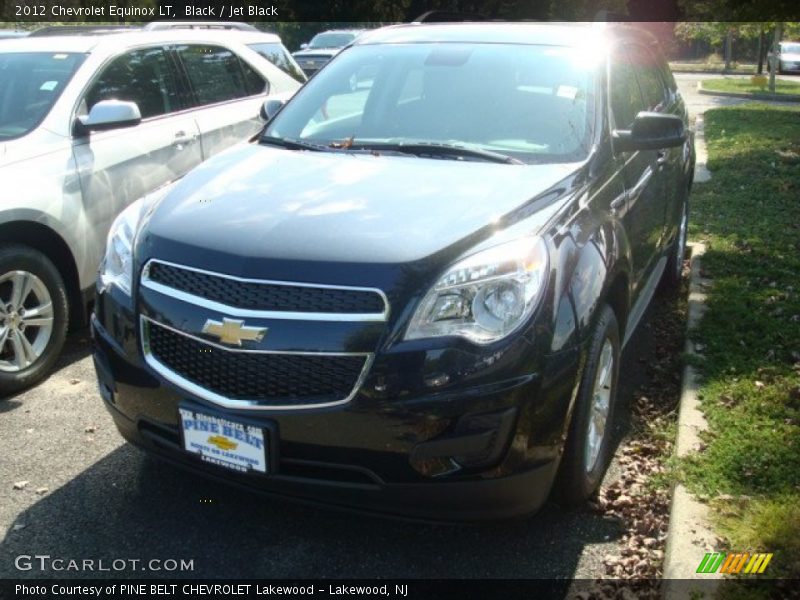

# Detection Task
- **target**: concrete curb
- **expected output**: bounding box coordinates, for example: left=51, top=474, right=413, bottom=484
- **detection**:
left=693, top=116, right=712, bottom=184
left=662, top=244, right=723, bottom=597
left=671, top=69, right=753, bottom=76
left=697, top=81, right=800, bottom=102
left=662, top=107, right=723, bottom=593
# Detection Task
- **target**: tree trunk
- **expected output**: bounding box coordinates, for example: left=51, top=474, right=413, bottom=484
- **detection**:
left=757, top=28, right=765, bottom=74
left=769, top=23, right=783, bottom=93
left=724, top=30, right=733, bottom=71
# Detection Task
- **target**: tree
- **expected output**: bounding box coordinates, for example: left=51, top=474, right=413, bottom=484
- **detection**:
left=675, top=21, right=800, bottom=76
left=768, top=23, right=783, bottom=93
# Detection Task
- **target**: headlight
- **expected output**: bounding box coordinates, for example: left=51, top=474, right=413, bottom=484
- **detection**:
left=404, top=237, right=549, bottom=344
left=99, top=183, right=174, bottom=295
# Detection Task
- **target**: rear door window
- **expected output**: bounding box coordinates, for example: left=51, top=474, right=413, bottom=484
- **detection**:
left=175, top=44, right=267, bottom=106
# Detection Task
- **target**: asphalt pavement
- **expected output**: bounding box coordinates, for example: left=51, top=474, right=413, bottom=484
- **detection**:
left=0, top=308, right=664, bottom=580
left=674, top=72, right=798, bottom=118
left=0, top=73, right=771, bottom=580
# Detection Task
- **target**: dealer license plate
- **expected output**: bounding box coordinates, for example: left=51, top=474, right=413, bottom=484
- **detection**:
left=179, top=408, right=268, bottom=474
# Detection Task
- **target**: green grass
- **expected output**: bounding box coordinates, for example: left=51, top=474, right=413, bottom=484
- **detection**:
left=681, top=103, right=800, bottom=583
left=701, top=77, right=800, bottom=97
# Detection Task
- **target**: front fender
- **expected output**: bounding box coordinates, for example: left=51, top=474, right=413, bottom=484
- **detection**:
left=563, top=189, right=633, bottom=346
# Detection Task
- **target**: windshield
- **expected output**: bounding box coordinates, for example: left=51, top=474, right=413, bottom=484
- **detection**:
left=265, top=43, right=597, bottom=164
left=0, top=51, right=85, bottom=141
left=781, top=42, right=800, bottom=54
left=248, top=42, right=307, bottom=82
left=308, top=33, right=358, bottom=49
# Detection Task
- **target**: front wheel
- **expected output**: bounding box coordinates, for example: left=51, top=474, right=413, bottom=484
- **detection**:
left=0, top=245, right=68, bottom=395
left=553, top=304, right=621, bottom=506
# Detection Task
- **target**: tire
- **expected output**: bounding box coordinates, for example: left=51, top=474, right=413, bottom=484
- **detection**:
left=0, top=244, right=69, bottom=395
left=662, top=197, right=689, bottom=290
left=553, top=304, right=621, bottom=506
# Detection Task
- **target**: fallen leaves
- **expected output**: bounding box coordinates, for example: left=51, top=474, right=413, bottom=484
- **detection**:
left=571, top=286, right=687, bottom=598
left=12, top=480, right=49, bottom=496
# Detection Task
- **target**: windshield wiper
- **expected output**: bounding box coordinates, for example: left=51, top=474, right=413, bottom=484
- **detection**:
left=260, top=136, right=331, bottom=152
left=345, top=141, right=523, bottom=165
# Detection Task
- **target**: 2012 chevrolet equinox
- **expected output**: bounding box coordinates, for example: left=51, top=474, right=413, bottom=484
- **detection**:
left=91, top=22, right=694, bottom=519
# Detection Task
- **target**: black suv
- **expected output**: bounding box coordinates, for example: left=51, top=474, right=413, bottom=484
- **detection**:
left=92, top=22, right=694, bottom=520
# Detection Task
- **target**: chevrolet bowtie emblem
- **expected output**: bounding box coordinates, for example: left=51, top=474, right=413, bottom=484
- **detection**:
left=201, top=317, right=267, bottom=346
left=207, top=435, right=238, bottom=451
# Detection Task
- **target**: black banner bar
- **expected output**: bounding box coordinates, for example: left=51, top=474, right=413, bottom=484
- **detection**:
left=4, top=579, right=796, bottom=600
left=3, top=0, right=800, bottom=23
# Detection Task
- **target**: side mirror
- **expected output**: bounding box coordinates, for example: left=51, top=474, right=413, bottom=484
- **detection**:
left=300, top=43, right=309, bottom=50
left=612, top=112, right=686, bottom=153
left=260, top=98, right=285, bottom=121
left=75, top=100, right=141, bottom=135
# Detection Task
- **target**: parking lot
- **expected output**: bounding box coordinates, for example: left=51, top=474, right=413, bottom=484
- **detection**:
left=0, top=71, right=791, bottom=581
left=1, top=300, right=670, bottom=580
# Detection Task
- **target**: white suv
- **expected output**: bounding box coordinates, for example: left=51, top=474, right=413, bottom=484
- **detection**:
left=0, top=29, right=301, bottom=393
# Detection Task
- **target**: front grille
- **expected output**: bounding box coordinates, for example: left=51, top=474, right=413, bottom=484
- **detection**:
left=146, top=262, right=385, bottom=315
left=146, top=321, right=367, bottom=407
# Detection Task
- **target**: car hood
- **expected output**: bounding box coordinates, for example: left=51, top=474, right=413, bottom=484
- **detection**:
left=0, top=129, right=67, bottom=169
left=140, top=144, right=580, bottom=287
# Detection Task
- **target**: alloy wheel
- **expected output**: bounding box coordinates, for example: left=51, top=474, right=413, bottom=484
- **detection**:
left=675, top=203, right=688, bottom=279
left=0, top=270, right=54, bottom=372
left=584, top=338, right=614, bottom=473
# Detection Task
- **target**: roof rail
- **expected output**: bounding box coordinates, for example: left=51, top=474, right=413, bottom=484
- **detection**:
left=412, top=10, right=487, bottom=23
left=28, top=25, right=141, bottom=37
left=143, top=21, right=259, bottom=31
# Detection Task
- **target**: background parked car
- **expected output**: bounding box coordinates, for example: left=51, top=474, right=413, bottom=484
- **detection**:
left=292, top=29, right=365, bottom=76
left=28, top=23, right=306, bottom=84
left=0, top=29, right=301, bottom=394
left=142, top=21, right=259, bottom=32
left=768, top=40, right=800, bottom=74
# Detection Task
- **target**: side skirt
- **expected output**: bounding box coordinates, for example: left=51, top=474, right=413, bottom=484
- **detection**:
left=622, top=256, right=666, bottom=349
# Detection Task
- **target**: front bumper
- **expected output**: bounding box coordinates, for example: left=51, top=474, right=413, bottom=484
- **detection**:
left=91, top=281, right=581, bottom=520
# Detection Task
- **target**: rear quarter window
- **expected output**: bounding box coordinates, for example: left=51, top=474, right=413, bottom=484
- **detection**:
left=247, top=42, right=306, bottom=83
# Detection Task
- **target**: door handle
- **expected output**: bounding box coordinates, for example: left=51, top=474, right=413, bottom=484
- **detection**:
left=173, top=131, right=195, bottom=150
left=656, top=150, right=669, bottom=166
left=610, top=193, right=626, bottom=214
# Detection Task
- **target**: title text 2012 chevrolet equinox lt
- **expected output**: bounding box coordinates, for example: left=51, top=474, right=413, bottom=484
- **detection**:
left=92, top=23, right=694, bottom=519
